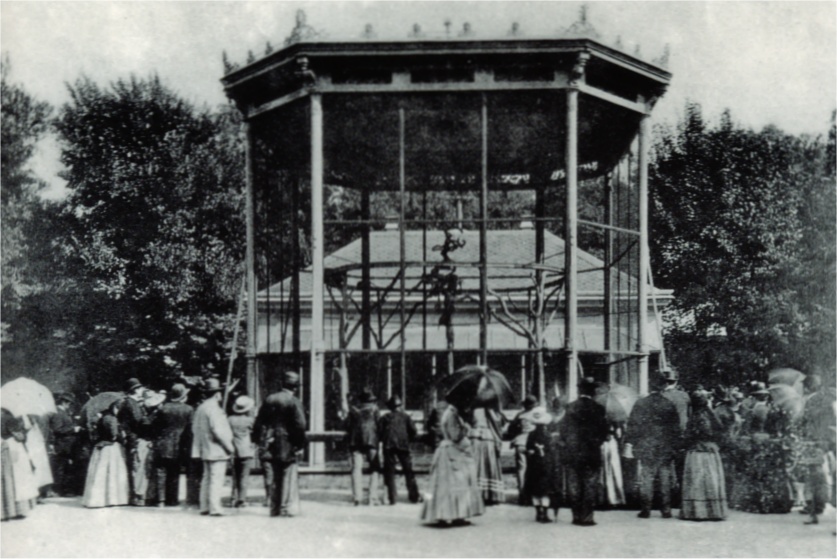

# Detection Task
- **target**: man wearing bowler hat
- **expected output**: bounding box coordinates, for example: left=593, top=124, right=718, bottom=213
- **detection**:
left=559, top=376, right=610, bottom=526
left=379, top=395, right=421, bottom=505
left=149, top=383, right=193, bottom=507
left=254, top=371, right=307, bottom=517
left=48, top=393, right=81, bottom=496
left=119, top=378, right=153, bottom=505
left=192, top=378, right=234, bottom=516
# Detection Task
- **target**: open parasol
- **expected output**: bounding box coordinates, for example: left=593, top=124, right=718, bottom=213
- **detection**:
left=439, top=364, right=514, bottom=411
left=594, top=383, right=639, bottom=424
left=767, top=368, right=806, bottom=395
left=80, top=392, right=124, bottom=433
left=0, top=377, right=56, bottom=417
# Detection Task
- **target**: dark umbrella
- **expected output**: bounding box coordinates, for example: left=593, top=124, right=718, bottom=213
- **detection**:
left=438, top=365, right=514, bottom=411
left=80, top=392, right=124, bottom=434
left=594, top=383, right=639, bottom=424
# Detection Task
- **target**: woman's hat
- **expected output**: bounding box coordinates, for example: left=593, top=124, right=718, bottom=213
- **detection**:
left=387, top=396, right=402, bottom=409
left=169, top=383, right=189, bottom=403
left=143, top=390, right=166, bottom=408
left=360, top=389, right=377, bottom=404
left=526, top=406, right=553, bottom=425
left=750, top=381, right=769, bottom=395
left=233, top=395, right=255, bottom=414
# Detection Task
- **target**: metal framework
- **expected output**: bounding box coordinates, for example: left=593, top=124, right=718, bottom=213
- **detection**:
left=224, top=20, right=671, bottom=467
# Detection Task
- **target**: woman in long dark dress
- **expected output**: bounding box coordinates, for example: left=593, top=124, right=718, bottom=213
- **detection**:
left=82, top=401, right=130, bottom=508
left=680, top=389, right=727, bottom=521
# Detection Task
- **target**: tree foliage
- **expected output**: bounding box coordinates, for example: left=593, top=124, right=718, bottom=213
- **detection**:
left=47, top=75, right=245, bottom=388
left=650, top=103, right=836, bottom=386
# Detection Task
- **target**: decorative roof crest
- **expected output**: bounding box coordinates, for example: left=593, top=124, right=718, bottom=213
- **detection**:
left=508, top=22, right=522, bottom=37
left=458, top=22, right=474, bottom=38
left=409, top=23, right=425, bottom=38
left=362, top=23, right=376, bottom=39
left=653, top=44, right=671, bottom=68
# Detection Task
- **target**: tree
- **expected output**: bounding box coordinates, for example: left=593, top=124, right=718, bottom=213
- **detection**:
left=1, top=54, right=52, bottom=328
left=650, top=103, right=836, bottom=387
left=52, top=75, right=245, bottom=388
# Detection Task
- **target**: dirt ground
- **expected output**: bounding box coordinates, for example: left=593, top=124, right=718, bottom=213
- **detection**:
left=2, top=487, right=835, bottom=558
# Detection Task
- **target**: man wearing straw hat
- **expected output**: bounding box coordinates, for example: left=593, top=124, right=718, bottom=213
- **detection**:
left=254, top=371, right=307, bottom=517
left=119, top=378, right=153, bottom=506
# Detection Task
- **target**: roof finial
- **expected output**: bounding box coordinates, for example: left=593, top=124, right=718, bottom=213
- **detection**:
left=409, top=23, right=424, bottom=38
left=564, top=3, right=600, bottom=39
left=508, top=22, right=522, bottom=37
left=459, top=22, right=474, bottom=38
left=285, top=9, right=320, bottom=46
left=653, top=44, right=671, bottom=68
left=362, top=23, right=376, bottom=39
left=444, top=19, right=452, bottom=38
left=614, top=35, right=623, bottom=50
left=633, top=43, right=642, bottom=58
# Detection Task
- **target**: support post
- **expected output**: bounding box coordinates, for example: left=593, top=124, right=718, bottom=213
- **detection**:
left=479, top=95, right=489, bottom=365
left=309, top=93, right=326, bottom=466
left=604, top=172, right=614, bottom=382
left=565, top=88, right=579, bottom=402
left=399, top=107, right=407, bottom=404
left=361, top=188, right=371, bottom=350
left=244, top=121, right=258, bottom=400
left=637, top=115, right=650, bottom=395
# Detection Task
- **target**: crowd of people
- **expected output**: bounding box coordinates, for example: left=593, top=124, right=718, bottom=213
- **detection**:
left=2, top=366, right=835, bottom=534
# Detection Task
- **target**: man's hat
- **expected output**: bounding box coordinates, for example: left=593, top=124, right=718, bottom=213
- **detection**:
left=578, top=376, right=598, bottom=395
left=203, top=378, right=223, bottom=394
left=360, top=388, right=377, bottom=404
left=661, top=367, right=678, bottom=382
left=387, top=395, right=402, bottom=409
left=124, top=378, right=143, bottom=393
left=750, top=381, right=769, bottom=395
left=169, top=383, right=189, bottom=403
left=283, top=371, right=300, bottom=388
left=57, top=392, right=76, bottom=405
left=233, top=395, right=255, bottom=414
left=522, top=394, right=538, bottom=410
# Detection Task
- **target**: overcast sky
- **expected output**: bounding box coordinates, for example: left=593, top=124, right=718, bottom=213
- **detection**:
left=2, top=1, right=835, bottom=198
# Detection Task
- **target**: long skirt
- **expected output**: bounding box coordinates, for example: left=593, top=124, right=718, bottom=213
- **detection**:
left=471, top=439, right=504, bottom=505
left=25, top=423, right=53, bottom=490
left=599, top=438, right=625, bottom=506
left=421, top=441, right=485, bottom=523
left=82, top=443, right=130, bottom=508
left=680, top=449, right=727, bottom=520
left=2, top=441, right=33, bottom=521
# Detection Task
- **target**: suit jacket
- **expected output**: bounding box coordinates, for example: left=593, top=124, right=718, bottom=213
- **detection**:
left=344, top=403, right=380, bottom=451
left=625, top=392, right=682, bottom=463
left=559, top=396, right=609, bottom=468
left=151, top=401, right=193, bottom=461
left=378, top=410, right=417, bottom=451
left=228, top=414, right=255, bottom=459
left=254, top=389, right=307, bottom=464
left=662, top=388, right=691, bottom=431
left=118, top=396, right=152, bottom=449
left=48, top=409, right=77, bottom=455
left=191, top=397, right=234, bottom=461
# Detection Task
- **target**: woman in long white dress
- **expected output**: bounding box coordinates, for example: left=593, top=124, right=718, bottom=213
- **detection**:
left=421, top=405, right=485, bottom=525
left=82, top=401, right=130, bottom=508
left=2, top=409, right=39, bottom=521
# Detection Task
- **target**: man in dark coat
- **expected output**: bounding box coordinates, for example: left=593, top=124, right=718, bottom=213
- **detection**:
left=625, top=375, right=683, bottom=518
left=118, top=378, right=153, bottom=506
left=48, top=393, right=81, bottom=496
left=254, top=371, right=307, bottom=517
left=149, top=383, right=193, bottom=507
left=378, top=396, right=421, bottom=505
left=344, top=388, right=382, bottom=505
left=559, top=377, right=610, bottom=526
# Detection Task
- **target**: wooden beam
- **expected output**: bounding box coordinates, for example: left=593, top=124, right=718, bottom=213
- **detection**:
left=577, top=83, right=648, bottom=115
left=244, top=121, right=258, bottom=398
left=248, top=88, right=311, bottom=119
left=480, top=94, right=489, bottom=365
